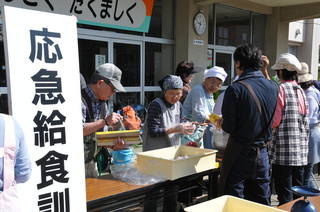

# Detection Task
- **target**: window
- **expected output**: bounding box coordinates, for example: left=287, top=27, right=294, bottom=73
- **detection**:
left=78, top=39, right=108, bottom=84
left=252, top=13, right=266, bottom=51
left=288, top=46, right=297, bottom=55
left=145, top=0, right=174, bottom=39
left=77, top=0, right=174, bottom=109
left=214, top=4, right=250, bottom=46
left=209, top=4, right=265, bottom=52
left=145, top=42, right=174, bottom=86
left=318, top=46, right=320, bottom=80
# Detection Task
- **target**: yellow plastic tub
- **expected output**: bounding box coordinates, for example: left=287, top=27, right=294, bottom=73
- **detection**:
left=184, top=195, right=286, bottom=212
left=136, top=146, right=217, bottom=180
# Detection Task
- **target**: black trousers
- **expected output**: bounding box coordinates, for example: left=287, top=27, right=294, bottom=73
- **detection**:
left=272, top=164, right=304, bottom=206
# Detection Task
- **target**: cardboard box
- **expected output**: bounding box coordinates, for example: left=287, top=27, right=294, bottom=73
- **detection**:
left=136, top=146, right=217, bottom=180
left=184, top=195, right=286, bottom=212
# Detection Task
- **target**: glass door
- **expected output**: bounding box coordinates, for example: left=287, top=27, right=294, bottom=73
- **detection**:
left=110, top=39, right=143, bottom=113
left=78, top=38, right=109, bottom=85
left=208, top=45, right=235, bottom=91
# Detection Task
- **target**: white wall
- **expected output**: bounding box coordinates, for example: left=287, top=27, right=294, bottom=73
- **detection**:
left=289, top=20, right=305, bottom=43
left=289, top=19, right=320, bottom=80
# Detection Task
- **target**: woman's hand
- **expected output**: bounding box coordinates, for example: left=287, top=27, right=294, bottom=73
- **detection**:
left=170, top=122, right=195, bottom=135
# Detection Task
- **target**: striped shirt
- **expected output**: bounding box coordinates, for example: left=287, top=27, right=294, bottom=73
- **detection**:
left=146, top=96, right=184, bottom=138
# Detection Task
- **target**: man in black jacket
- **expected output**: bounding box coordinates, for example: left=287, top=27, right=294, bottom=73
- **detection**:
left=216, top=44, right=278, bottom=205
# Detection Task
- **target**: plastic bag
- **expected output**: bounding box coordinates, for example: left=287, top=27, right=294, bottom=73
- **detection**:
left=110, top=147, right=166, bottom=185
left=110, top=160, right=167, bottom=185
left=211, top=127, right=229, bottom=151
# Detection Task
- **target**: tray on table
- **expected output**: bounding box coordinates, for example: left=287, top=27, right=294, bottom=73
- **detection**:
left=96, top=130, right=140, bottom=146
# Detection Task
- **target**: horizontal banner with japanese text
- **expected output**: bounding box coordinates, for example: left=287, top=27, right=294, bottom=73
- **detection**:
left=0, top=0, right=154, bottom=32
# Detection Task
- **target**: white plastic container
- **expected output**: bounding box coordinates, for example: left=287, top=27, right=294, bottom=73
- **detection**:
left=184, top=195, right=286, bottom=212
left=136, top=145, right=217, bottom=180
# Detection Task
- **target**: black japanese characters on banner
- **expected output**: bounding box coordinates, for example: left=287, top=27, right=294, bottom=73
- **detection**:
left=29, top=28, right=62, bottom=63
left=31, top=69, right=65, bottom=105
left=29, top=27, right=70, bottom=211
left=33, top=110, right=66, bottom=147
left=70, top=0, right=136, bottom=23
left=4, top=0, right=138, bottom=24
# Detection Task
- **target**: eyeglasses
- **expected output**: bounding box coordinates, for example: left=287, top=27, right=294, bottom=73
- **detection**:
left=207, top=78, right=222, bottom=88
left=104, top=80, right=117, bottom=92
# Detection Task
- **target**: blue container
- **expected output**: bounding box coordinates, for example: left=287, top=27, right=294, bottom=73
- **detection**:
left=112, top=148, right=134, bottom=164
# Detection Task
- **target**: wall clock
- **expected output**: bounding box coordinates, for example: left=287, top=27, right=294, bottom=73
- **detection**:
left=193, top=12, right=207, bottom=35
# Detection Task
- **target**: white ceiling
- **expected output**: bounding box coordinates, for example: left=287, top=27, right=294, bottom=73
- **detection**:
left=248, top=0, right=320, bottom=7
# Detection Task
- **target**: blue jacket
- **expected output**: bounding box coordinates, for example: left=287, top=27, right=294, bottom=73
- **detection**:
left=221, top=68, right=278, bottom=146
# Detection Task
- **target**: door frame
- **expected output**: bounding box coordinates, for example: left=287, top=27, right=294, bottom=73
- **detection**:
left=208, top=44, right=236, bottom=90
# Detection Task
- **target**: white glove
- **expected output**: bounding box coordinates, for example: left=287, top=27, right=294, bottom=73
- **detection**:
left=175, top=122, right=195, bottom=135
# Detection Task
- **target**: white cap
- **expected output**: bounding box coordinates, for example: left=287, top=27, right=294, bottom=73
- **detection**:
left=204, top=66, right=228, bottom=82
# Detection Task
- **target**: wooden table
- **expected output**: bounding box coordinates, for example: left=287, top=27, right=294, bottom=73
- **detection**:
left=86, top=168, right=220, bottom=211
left=277, top=195, right=320, bottom=211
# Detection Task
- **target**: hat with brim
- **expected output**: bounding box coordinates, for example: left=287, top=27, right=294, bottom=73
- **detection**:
left=188, top=66, right=204, bottom=74
left=298, top=73, right=313, bottom=83
left=299, top=62, right=309, bottom=75
left=175, top=65, right=204, bottom=76
left=271, top=53, right=301, bottom=72
left=95, top=63, right=126, bottom=92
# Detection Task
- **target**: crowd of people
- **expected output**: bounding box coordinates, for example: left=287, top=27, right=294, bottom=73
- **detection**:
left=79, top=44, right=320, bottom=211
left=2, top=43, right=320, bottom=211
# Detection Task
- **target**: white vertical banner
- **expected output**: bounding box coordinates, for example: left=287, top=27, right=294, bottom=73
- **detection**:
left=2, top=6, right=86, bottom=212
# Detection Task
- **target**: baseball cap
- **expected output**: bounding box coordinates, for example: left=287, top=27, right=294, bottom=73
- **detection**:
left=271, top=53, right=301, bottom=72
left=95, top=63, right=126, bottom=92
left=204, top=66, right=228, bottom=82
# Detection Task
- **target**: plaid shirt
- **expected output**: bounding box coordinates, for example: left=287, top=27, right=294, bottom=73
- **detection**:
left=81, top=86, right=109, bottom=129
left=269, top=82, right=309, bottom=166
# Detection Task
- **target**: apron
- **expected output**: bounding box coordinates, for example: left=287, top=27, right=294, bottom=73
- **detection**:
left=0, top=114, right=20, bottom=212
left=218, top=137, right=268, bottom=196
left=218, top=137, right=243, bottom=195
